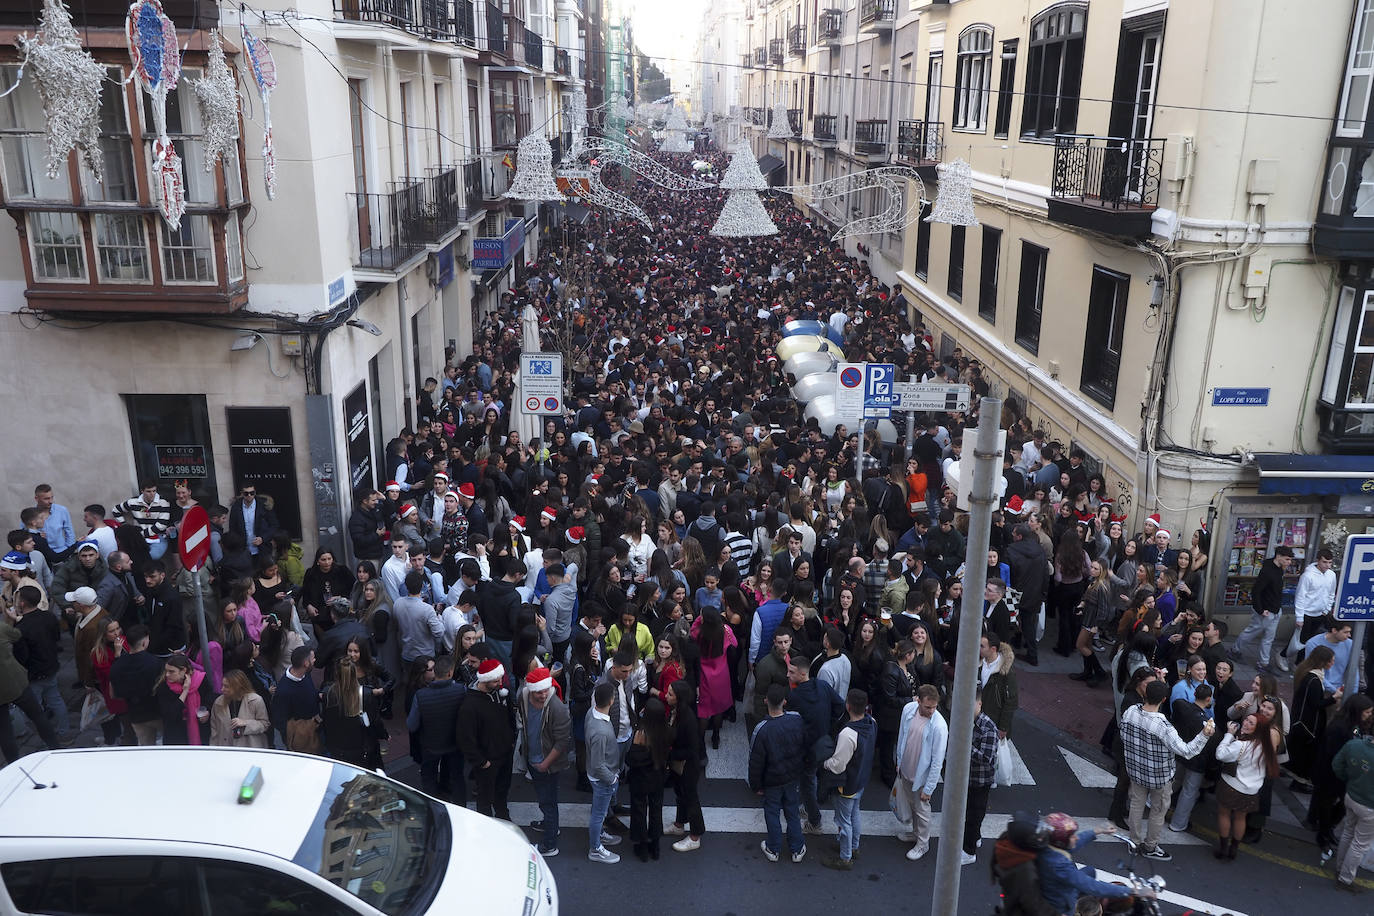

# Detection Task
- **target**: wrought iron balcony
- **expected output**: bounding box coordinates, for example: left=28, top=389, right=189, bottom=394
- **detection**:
left=555, top=48, right=570, bottom=76
left=406, top=167, right=471, bottom=243
left=524, top=28, right=544, bottom=69
left=1315, top=137, right=1374, bottom=257
left=818, top=8, right=843, bottom=42
left=788, top=25, right=806, bottom=55
left=334, top=0, right=410, bottom=30
left=349, top=181, right=427, bottom=272
left=1048, top=135, right=1164, bottom=238
left=754, top=46, right=768, bottom=66
left=462, top=158, right=483, bottom=214
left=896, top=120, right=943, bottom=177
left=812, top=113, right=837, bottom=144
left=742, top=53, right=754, bottom=70
left=769, top=38, right=785, bottom=65
left=483, top=1, right=505, bottom=56
left=853, top=119, right=888, bottom=155
left=456, top=0, right=476, bottom=44
left=859, top=0, right=894, bottom=29
left=786, top=109, right=802, bottom=134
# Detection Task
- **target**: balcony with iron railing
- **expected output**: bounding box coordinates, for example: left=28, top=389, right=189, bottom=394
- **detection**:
left=786, top=109, right=802, bottom=135
left=349, top=181, right=427, bottom=273
left=853, top=119, right=888, bottom=155
left=331, top=0, right=470, bottom=41
left=407, top=166, right=472, bottom=243
left=818, top=8, right=843, bottom=42
left=479, top=150, right=514, bottom=200
left=859, top=0, right=894, bottom=29
left=482, top=1, right=505, bottom=57
left=555, top=48, right=570, bottom=77
left=769, top=38, right=784, bottom=65
left=788, top=25, right=806, bottom=55
left=523, top=28, right=544, bottom=69
left=742, top=53, right=754, bottom=70
left=1048, top=135, right=1164, bottom=238
left=812, top=113, right=837, bottom=145
left=896, top=120, right=943, bottom=179
left=455, top=0, right=475, bottom=44
left=462, top=158, right=483, bottom=214
left=754, top=46, right=768, bottom=66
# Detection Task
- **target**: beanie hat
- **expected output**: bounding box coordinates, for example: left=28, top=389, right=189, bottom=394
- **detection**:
left=525, top=667, right=553, bottom=693
left=477, top=658, right=505, bottom=683
left=0, top=551, right=29, bottom=571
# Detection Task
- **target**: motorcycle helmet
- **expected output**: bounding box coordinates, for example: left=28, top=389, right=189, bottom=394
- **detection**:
left=1043, top=812, right=1079, bottom=849
left=1007, top=810, right=1048, bottom=851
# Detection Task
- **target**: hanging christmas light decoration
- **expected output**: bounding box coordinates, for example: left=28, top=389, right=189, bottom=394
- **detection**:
left=711, top=189, right=778, bottom=237
left=568, top=89, right=587, bottom=133
left=703, top=111, right=715, bottom=132
left=192, top=29, right=238, bottom=173
left=14, top=0, right=105, bottom=182
left=925, top=157, right=979, bottom=227
left=710, top=139, right=776, bottom=237
left=581, top=137, right=716, bottom=190
left=504, top=133, right=564, bottom=201
left=768, top=95, right=794, bottom=140
left=665, top=105, right=688, bottom=133
left=776, top=166, right=928, bottom=241
left=241, top=24, right=278, bottom=200
left=581, top=171, right=651, bottom=227
left=607, top=93, right=630, bottom=122
left=126, top=0, right=184, bottom=229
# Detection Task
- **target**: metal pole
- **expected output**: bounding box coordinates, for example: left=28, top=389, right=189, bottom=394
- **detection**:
left=191, top=571, right=212, bottom=678
left=1347, top=620, right=1366, bottom=698
left=931, top=398, right=1002, bottom=914
left=904, top=373, right=917, bottom=457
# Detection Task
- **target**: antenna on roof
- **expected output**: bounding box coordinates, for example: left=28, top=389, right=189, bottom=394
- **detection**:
left=15, top=765, right=54, bottom=790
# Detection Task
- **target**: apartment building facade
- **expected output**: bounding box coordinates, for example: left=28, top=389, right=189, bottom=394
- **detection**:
left=0, top=0, right=593, bottom=560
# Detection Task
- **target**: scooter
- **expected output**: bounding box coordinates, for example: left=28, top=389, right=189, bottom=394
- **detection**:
left=1099, top=833, right=1169, bottom=916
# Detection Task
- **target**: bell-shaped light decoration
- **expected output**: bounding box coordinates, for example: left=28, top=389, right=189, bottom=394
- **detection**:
left=721, top=138, right=768, bottom=190
left=665, top=105, right=689, bottom=133
left=925, top=157, right=980, bottom=227
left=661, top=130, right=693, bottom=153
left=607, top=93, right=630, bottom=122
left=711, top=189, right=778, bottom=237
left=768, top=96, right=794, bottom=140
left=504, top=133, right=564, bottom=201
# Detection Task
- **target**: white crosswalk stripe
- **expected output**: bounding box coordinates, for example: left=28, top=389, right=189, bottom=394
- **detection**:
left=1058, top=746, right=1117, bottom=788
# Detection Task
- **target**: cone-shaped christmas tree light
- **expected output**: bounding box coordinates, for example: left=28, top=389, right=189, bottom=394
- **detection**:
left=711, top=139, right=776, bottom=237
left=768, top=95, right=794, bottom=139
left=925, top=157, right=979, bottom=227
left=504, top=133, right=563, bottom=201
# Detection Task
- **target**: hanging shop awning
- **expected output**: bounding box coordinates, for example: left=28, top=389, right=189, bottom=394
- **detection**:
left=1253, top=453, right=1374, bottom=496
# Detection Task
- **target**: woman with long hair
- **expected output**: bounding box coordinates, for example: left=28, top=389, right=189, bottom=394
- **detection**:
left=348, top=637, right=397, bottom=720
left=779, top=603, right=822, bottom=664
left=1173, top=550, right=1203, bottom=613
left=850, top=618, right=887, bottom=702
left=690, top=608, right=737, bottom=749
left=649, top=634, right=686, bottom=699
left=568, top=631, right=600, bottom=793
left=647, top=548, right=687, bottom=595
left=1310, top=693, right=1374, bottom=856
left=721, top=586, right=753, bottom=708
left=209, top=669, right=271, bottom=748
left=302, top=547, right=356, bottom=632
left=403, top=655, right=436, bottom=767
left=656, top=520, right=683, bottom=567
left=89, top=617, right=128, bottom=747
left=347, top=560, right=379, bottom=618
left=747, top=556, right=774, bottom=606
left=1051, top=531, right=1091, bottom=657
left=876, top=638, right=917, bottom=786
left=322, top=658, right=383, bottom=770
left=908, top=622, right=946, bottom=698
left=680, top=536, right=708, bottom=594
left=1154, top=569, right=1180, bottom=627
left=1071, top=559, right=1114, bottom=686
left=1288, top=645, right=1338, bottom=787
left=1116, top=588, right=1157, bottom=646
left=1213, top=712, right=1281, bottom=860
left=624, top=515, right=654, bottom=582
left=828, top=583, right=864, bottom=635
left=155, top=653, right=214, bottom=746
left=628, top=696, right=673, bottom=861
left=664, top=679, right=706, bottom=852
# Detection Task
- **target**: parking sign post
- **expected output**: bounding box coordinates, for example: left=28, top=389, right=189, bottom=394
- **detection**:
left=1335, top=533, right=1374, bottom=696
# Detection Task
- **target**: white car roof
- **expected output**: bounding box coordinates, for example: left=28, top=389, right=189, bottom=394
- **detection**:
left=0, top=747, right=333, bottom=860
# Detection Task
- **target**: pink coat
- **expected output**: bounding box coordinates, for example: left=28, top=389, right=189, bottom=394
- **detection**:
left=691, top=616, right=737, bottom=718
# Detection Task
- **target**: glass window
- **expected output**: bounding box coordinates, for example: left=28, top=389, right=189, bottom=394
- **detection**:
left=1081, top=266, right=1130, bottom=408
left=1338, top=0, right=1374, bottom=136
left=1346, top=290, right=1374, bottom=408
left=947, top=225, right=965, bottom=300
left=1322, top=286, right=1357, bottom=404
left=1021, top=4, right=1087, bottom=139
left=914, top=199, right=932, bottom=278
left=1015, top=241, right=1047, bottom=353
left=226, top=213, right=245, bottom=283
left=291, top=764, right=448, bottom=916
left=143, top=71, right=216, bottom=206
left=28, top=211, right=86, bottom=281
left=0, top=65, right=72, bottom=202
left=95, top=213, right=151, bottom=283
left=1, top=855, right=195, bottom=914
left=978, top=225, right=1001, bottom=323
left=197, top=860, right=354, bottom=916
left=84, top=68, right=139, bottom=203
left=160, top=214, right=216, bottom=283
left=125, top=393, right=218, bottom=494
left=994, top=41, right=1018, bottom=138
left=954, top=27, right=993, bottom=132
left=491, top=78, right=518, bottom=147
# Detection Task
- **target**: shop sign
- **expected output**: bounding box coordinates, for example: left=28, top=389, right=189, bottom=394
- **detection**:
left=226, top=407, right=302, bottom=539
left=156, top=445, right=208, bottom=479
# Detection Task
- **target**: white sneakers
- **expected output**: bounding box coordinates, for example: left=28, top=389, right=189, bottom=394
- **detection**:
left=960, top=852, right=977, bottom=866
left=760, top=840, right=779, bottom=862
left=663, top=823, right=686, bottom=837
left=599, top=831, right=622, bottom=847
left=1275, top=655, right=1291, bottom=673
left=588, top=846, right=620, bottom=864
left=672, top=836, right=701, bottom=852
left=791, top=845, right=807, bottom=864
left=906, top=844, right=929, bottom=861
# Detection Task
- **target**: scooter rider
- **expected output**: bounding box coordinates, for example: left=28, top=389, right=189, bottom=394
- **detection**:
left=1036, top=813, right=1142, bottom=914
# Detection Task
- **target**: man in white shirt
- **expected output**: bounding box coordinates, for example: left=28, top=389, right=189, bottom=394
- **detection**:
left=1020, top=431, right=1045, bottom=474
left=82, top=506, right=119, bottom=561
left=380, top=537, right=411, bottom=602
left=1283, top=548, right=1337, bottom=670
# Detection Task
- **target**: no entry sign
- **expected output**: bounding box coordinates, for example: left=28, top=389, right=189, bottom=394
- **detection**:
left=178, top=505, right=211, bottom=571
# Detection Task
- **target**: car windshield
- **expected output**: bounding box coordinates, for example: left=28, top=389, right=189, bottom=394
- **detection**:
left=292, top=764, right=449, bottom=916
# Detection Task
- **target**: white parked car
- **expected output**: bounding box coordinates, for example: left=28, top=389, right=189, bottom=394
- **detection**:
left=0, top=746, right=557, bottom=916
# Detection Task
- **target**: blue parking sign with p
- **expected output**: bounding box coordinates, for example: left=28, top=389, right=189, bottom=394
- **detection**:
left=866, top=364, right=894, bottom=401
left=1335, top=534, right=1374, bottom=621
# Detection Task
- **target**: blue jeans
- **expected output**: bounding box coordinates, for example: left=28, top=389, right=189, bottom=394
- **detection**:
left=28, top=675, right=69, bottom=737
left=589, top=778, right=617, bottom=851
left=763, top=781, right=804, bottom=855
left=833, top=790, right=863, bottom=859
left=420, top=749, right=464, bottom=806
left=801, top=765, right=820, bottom=826
left=1233, top=611, right=1280, bottom=667
left=486, top=639, right=514, bottom=674
left=530, top=768, right=560, bottom=849
left=1170, top=768, right=1204, bottom=830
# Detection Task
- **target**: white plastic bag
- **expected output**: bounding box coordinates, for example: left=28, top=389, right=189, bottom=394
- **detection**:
left=994, top=739, right=1016, bottom=787
left=80, top=691, right=112, bottom=731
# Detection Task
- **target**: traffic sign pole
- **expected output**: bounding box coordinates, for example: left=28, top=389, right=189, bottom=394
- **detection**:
left=177, top=505, right=214, bottom=681
left=1335, top=533, right=1374, bottom=695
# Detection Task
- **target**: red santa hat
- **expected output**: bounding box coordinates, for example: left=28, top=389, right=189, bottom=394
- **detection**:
left=525, top=667, right=554, bottom=693
left=566, top=526, right=585, bottom=544
left=1145, top=513, right=1161, bottom=528
left=1156, top=528, right=1172, bottom=539
left=400, top=504, right=417, bottom=518
left=385, top=481, right=402, bottom=492
left=1005, top=495, right=1027, bottom=516
left=510, top=516, right=526, bottom=532
left=477, top=658, right=505, bottom=683
left=541, top=506, right=558, bottom=523
left=457, top=482, right=476, bottom=500
left=433, top=472, right=450, bottom=482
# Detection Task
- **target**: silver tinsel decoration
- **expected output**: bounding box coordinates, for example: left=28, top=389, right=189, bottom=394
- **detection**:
left=767, top=95, right=794, bottom=140
left=665, top=105, right=688, bottom=133
left=925, top=157, right=980, bottom=227
left=720, top=138, right=768, bottom=190
left=660, top=130, right=693, bottom=153
left=504, top=133, right=564, bottom=201
left=15, top=0, right=105, bottom=181
left=710, top=189, right=777, bottom=237
left=193, top=30, right=238, bottom=173
left=607, top=93, right=630, bottom=122
left=776, top=166, right=928, bottom=241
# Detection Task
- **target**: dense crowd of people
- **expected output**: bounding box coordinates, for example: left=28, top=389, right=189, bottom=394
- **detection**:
left=0, top=146, right=1370, bottom=905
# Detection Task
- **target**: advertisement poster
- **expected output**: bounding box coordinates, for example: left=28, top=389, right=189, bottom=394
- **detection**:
left=226, top=407, right=302, bottom=539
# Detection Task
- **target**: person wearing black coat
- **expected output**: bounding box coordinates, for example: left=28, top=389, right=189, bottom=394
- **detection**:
left=137, top=563, right=187, bottom=656
left=749, top=683, right=807, bottom=860
left=876, top=642, right=916, bottom=786
left=109, top=627, right=164, bottom=743
left=456, top=667, right=515, bottom=821
left=228, top=492, right=280, bottom=559
left=786, top=659, right=845, bottom=831
left=349, top=492, right=386, bottom=562
left=1005, top=525, right=1048, bottom=664
left=300, top=549, right=356, bottom=624
left=314, top=603, right=370, bottom=681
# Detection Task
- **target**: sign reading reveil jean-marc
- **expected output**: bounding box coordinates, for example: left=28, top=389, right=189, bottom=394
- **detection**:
left=1335, top=534, right=1374, bottom=621
left=1211, top=387, right=1270, bottom=407
left=519, top=351, right=564, bottom=415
